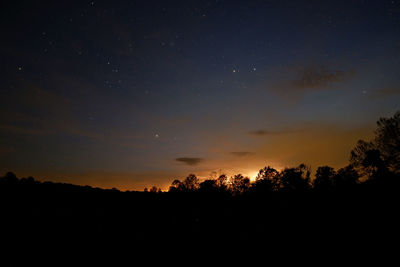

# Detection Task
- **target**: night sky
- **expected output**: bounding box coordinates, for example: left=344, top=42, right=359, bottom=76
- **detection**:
left=1, top=0, right=400, bottom=190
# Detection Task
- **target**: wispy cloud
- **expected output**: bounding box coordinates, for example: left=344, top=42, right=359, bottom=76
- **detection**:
left=291, top=66, right=355, bottom=90
left=229, top=152, right=254, bottom=157
left=248, top=129, right=294, bottom=136
left=268, top=64, right=356, bottom=101
left=175, top=157, right=203, bottom=166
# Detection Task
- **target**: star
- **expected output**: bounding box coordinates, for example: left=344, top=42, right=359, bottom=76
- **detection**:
left=155, top=134, right=159, bottom=138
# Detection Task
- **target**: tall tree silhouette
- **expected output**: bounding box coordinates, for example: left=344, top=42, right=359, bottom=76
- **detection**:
left=351, top=111, right=400, bottom=178
left=374, top=112, right=400, bottom=173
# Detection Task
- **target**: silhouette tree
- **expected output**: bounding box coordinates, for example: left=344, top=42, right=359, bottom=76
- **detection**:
left=0, top=172, right=18, bottom=185
left=183, top=174, right=200, bottom=191
left=215, top=174, right=228, bottom=191
left=168, top=174, right=200, bottom=192
left=20, top=176, right=36, bottom=185
left=313, top=166, right=336, bottom=191
left=333, top=165, right=359, bottom=188
left=199, top=179, right=218, bottom=193
left=149, top=186, right=159, bottom=193
left=351, top=111, right=400, bottom=178
left=169, top=179, right=184, bottom=192
left=374, top=111, right=400, bottom=173
left=350, top=140, right=382, bottom=178
left=279, top=164, right=311, bottom=192
left=229, top=174, right=251, bottom=195
left=253, top=166, right=279, bottom=192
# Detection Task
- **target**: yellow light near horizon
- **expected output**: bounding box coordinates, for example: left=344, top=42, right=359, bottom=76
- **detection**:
left=248, top=171, right=259, bottom=181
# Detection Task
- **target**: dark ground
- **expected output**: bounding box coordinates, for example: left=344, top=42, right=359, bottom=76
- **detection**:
left=1, top=174, right=399, bottom=265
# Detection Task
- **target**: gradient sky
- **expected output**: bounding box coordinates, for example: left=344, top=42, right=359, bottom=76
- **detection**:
left=1, top=0, right=400, bottom=190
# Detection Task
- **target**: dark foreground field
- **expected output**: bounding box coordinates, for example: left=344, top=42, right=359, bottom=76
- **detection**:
left=1, top=173, right=399, bottom=265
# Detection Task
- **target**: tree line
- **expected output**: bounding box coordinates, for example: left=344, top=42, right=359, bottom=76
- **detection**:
left=161, top=111, right=400, bottom=194
left=2, top=111, right=399, bottom=194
